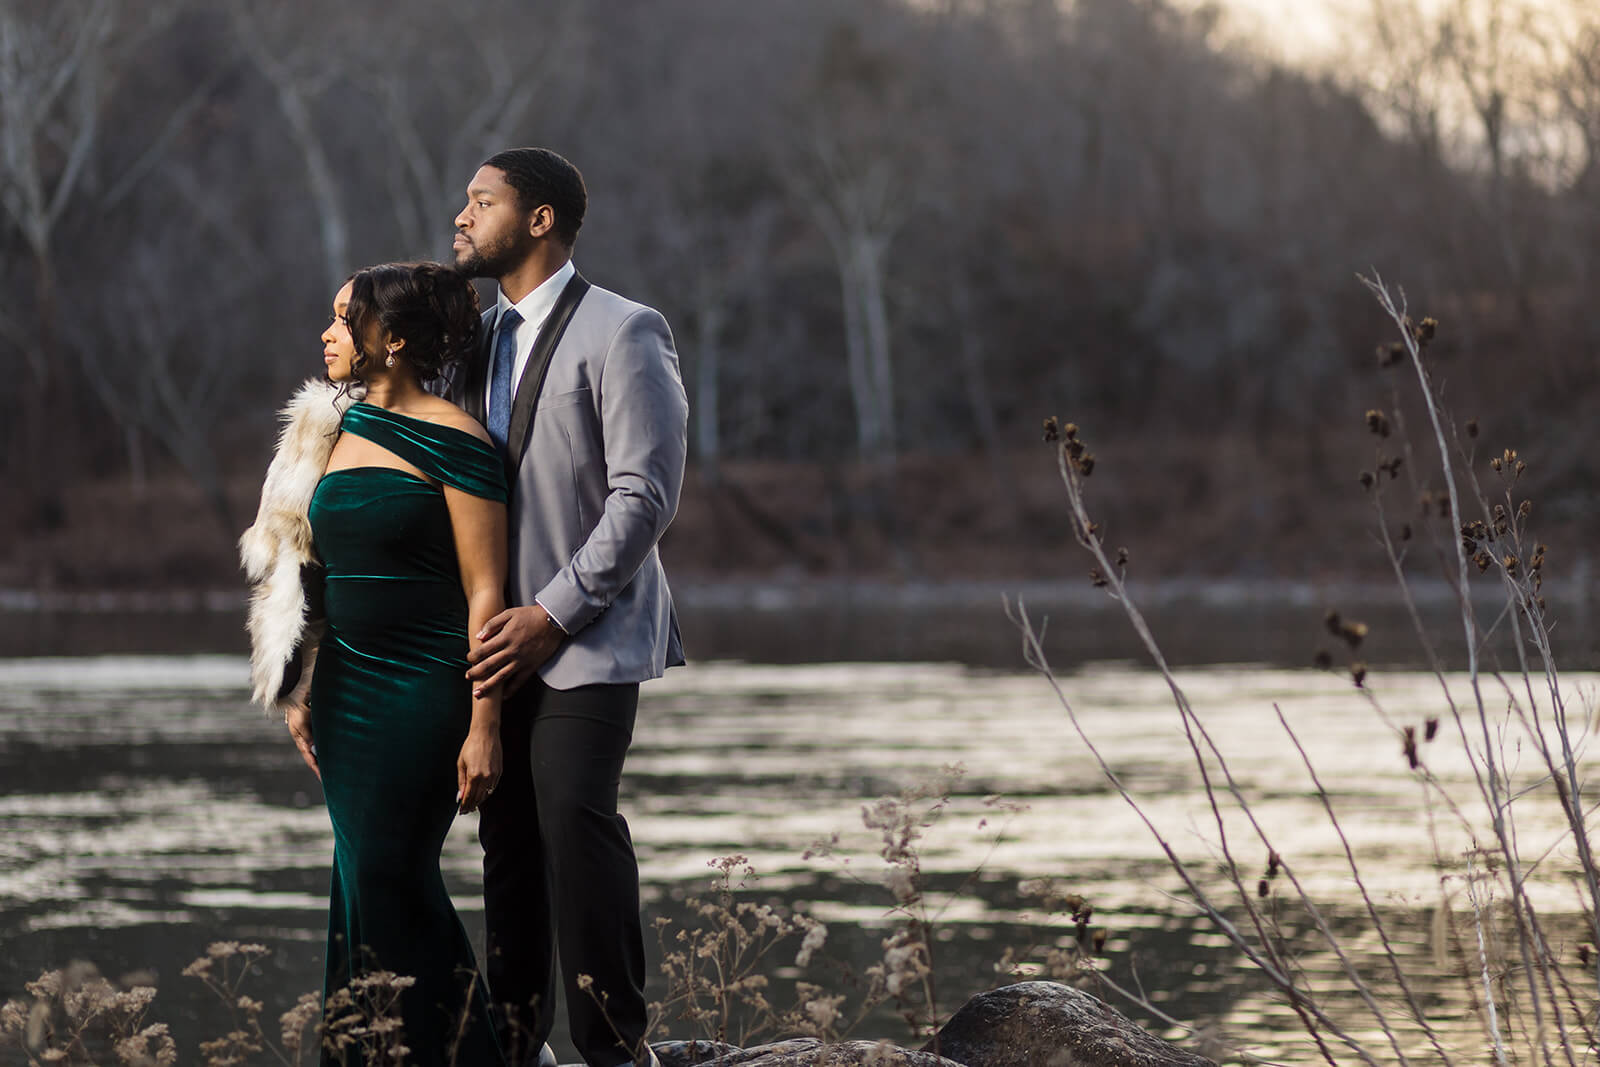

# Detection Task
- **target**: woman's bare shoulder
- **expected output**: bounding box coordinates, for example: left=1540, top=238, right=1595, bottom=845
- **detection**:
left=408, top=396, right=492, bottom=444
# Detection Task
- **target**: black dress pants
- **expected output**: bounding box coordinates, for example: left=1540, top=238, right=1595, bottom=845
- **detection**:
left=479, top=677, right=647, bottom=1067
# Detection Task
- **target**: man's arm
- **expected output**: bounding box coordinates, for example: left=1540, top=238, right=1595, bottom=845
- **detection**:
left=536, top=306, right=688, bottom=632
left=467, top=306, right=686, bottom=695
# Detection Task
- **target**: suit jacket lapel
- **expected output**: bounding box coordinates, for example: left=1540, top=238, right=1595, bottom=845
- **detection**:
left=505, top=270, right=591, bottom=471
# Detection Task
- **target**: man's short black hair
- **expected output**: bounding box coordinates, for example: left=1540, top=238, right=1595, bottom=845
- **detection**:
left=482, top=147, right=587, bottom=248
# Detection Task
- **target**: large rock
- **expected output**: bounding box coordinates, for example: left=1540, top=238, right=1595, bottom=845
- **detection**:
left=653, top=1038, right=964, bottom=1067
left=651, top=1038, right=825, bottom=1067
left=920, top=982, right=1216, bottom=1067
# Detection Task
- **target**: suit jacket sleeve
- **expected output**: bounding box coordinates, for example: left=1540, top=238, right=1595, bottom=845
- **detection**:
left=535, top=307, right=688, bottom=633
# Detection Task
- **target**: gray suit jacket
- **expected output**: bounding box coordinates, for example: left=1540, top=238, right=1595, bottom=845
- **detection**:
left=448, top=270, right=688, bottom=690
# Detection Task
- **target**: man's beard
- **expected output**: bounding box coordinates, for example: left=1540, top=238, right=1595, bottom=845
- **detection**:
left=453, top=231, right=528, bottom=280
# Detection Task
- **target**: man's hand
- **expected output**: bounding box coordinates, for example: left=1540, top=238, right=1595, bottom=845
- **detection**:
left=467, top=605, right=565, bottom=698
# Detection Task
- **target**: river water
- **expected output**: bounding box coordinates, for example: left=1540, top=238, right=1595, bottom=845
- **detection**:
left=2, top=594, right=1597, bottom=1064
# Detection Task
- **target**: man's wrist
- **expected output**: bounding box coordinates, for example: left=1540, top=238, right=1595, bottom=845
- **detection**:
left=535, top=600, right=567, bottom=635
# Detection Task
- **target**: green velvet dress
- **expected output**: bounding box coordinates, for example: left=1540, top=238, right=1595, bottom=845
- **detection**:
left=308, top=403, right=507, bottom=1067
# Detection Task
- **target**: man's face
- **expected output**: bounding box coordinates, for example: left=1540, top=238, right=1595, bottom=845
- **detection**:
left=453, top=165, right=536, bottom=279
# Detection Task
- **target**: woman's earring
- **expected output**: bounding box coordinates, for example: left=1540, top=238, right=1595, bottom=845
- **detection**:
left=385, top=346, right=398, bottom=369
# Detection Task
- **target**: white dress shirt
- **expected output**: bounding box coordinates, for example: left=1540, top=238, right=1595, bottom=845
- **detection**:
left=482, top=258, right=577, bottom=414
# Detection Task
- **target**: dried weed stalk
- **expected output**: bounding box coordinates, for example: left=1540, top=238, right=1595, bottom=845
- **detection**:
left=1014, top=276, right=1600, bottom=1066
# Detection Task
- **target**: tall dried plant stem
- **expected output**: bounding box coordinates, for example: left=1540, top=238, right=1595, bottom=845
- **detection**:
left=1010, top=603, right=1362, bottom=1067
left=1360, top=273, right=1554, bottom=1066
left=1044, top=432, right=1453, bottom=1064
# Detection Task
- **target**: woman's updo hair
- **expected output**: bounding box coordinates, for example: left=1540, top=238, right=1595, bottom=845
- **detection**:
left=345, top=261, right=482, bottom=383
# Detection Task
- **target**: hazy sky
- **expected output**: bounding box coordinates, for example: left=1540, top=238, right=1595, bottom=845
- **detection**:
left=1188, top=0, right=1357, bottom=64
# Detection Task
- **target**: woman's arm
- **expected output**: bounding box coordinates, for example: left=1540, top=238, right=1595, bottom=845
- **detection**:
left=444, top=484, right=509, bottom=814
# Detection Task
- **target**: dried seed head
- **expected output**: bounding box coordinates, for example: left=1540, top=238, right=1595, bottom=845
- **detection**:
left=1324, top=609, right=1342, bottom=636
left=1400, top=523, right=1413, bottom=542
left=1089, top=568, right=1107, bottom=588
left=1063, top=422, right=1079, bottom=441
left=1116, top=547, right=1129, bottom=567
left=1359, top=471, right=1376, bottom=490
left=1378, top=342, right=1406, bottom=367
left=1493, top=504, right=1506, bottom=519
left=1366, top=409, right=1391, bottom=437
left=1043, top=417, right=1060, bottom=443
left=1091, top=928, right=1107, bottom=953
left=1466, top=418, right=1479, bottom=438
left=1519, top=500, right=1533, bottom=519
left=1491, top=458, right=1504, bottom=472
left=1414, top=316, right=1438, bottom=345
left=1403, top=725, right=1419, bottom=770
left=1424, top=717, right=1439, bottom=741
left=1503, top=554, right=1518, bottom=575
left=1341, top=620, right=1369, bottom=648
left=1265, top=851, right=1281, bottom=878
left=1077, top=453, right=1095, bottom=477
left=1351, top=662, right=1367, bottom=687
left=1474, top=551, right=1492, bottom=573
left=1381, top=457, right=1404, bottom=479
left=1515, top=460, right=1526, bottom=478
left=1257, top=878, right=1270, bottom=899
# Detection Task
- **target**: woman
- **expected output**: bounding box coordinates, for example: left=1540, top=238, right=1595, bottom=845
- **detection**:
left=240, top=261, right=508, bottom=1066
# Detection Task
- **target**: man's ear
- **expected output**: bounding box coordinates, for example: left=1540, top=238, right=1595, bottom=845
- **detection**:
left=527, top=205, right=556, bottom=240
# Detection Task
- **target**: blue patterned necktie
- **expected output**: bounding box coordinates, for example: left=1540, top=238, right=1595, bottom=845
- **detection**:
left=487, top=306, right=523, bottom=451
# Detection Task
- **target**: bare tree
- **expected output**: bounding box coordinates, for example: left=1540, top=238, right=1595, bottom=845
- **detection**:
left=346, top=0, right=591, bottom=257
left=775, top=20, right=927, bottom=466
left=228, top=0, right=351, bottom=292
left=0, top=0, right=183, bottom=514
left=68, top=219, right=264, bottom=534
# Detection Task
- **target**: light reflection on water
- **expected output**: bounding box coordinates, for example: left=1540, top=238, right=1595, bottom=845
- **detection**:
left=1, top=655, right=1596, bottom=1063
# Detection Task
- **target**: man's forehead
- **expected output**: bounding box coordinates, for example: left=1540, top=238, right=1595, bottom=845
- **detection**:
left=469, top=166, right=511, bottom=195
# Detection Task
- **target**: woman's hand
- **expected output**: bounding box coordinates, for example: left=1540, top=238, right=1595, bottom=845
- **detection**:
left=457, top=725, right=502, bottom=814
left=284, top=700, right=320, bottom=779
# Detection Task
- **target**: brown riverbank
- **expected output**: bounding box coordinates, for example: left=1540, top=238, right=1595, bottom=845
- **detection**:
left=10, top=425, right=1591, bottom=595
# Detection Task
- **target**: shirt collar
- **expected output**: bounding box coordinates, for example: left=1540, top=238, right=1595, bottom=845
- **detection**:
left=495, top=259, right=576, bottom=331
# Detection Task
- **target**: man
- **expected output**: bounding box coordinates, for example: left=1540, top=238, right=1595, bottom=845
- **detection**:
left=449, top=147, right=686, bottom=1067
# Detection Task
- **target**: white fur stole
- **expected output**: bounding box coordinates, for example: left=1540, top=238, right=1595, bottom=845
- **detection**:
left=239, top=378, right=349, bottom=712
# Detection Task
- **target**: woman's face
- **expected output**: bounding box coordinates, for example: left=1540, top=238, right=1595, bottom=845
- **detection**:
left=321, top=282, right=357, bottom=381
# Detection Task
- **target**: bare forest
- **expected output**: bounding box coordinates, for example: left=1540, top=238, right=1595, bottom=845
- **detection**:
left=4, top=0, right=1600, bottom=592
